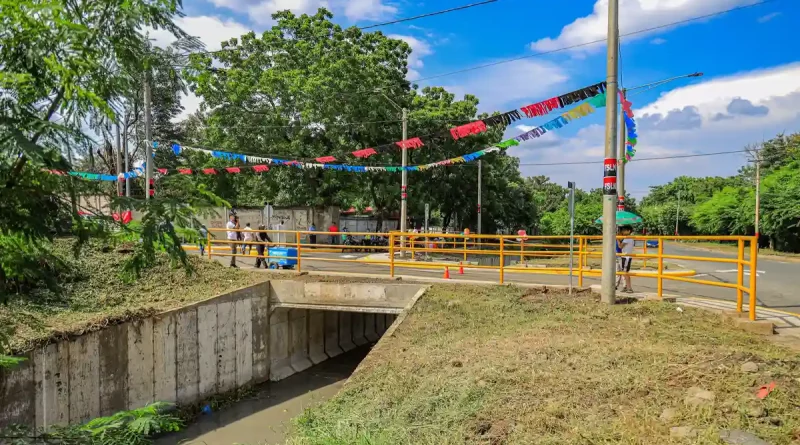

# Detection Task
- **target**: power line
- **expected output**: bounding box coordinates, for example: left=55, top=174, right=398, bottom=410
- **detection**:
left=177, top=1, right=498, bottom=57
left=409, top=0, right=776, bottom=84
left=359, top=0, right=498, bottom=29
left=513, top=149, right=750, bottom=167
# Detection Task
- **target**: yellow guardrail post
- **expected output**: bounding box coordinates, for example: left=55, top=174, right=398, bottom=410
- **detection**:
left=207, top=230, right=212, bottom=259
left=737, top=239, right=744, bottom=312
left=643, top=242, right=648, bottom=269
left=389, top=233, right=395, bottom=277
left=520, top=239, right=524, bottom=265
left=657, top=239, right=664, bottom=298
left=749, top=237, right=758, bottom=321
left=577, top=236, right=583, bottom=287
left=499, top=237, right=505, bottom=284
left=463, top=237, right=467, bottom=262
left=296, top=231, right=302, bottom=273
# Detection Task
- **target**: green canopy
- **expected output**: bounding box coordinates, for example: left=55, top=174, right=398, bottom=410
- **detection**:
left=594, top=210, right=643, bottom=225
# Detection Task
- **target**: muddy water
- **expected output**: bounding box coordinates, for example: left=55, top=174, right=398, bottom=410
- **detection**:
left=160, top=347, right=370, bottom=445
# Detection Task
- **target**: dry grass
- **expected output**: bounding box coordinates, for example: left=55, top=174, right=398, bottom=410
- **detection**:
left=288, top=285, right=800, bottom=445
left=1, top=241, right=266, bottom=353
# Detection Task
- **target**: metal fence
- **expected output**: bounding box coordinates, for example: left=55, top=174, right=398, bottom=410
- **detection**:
left=200, top=229, right=759, bottom=320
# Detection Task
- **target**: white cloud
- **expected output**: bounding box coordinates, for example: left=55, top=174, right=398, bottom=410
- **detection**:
left=389, top=34, right=432, bottom=79
left=443, top=59, right=569, bottom=113
left=531, top=0, right=758, bottom=52
left=650, top=37, right=667, bottom=45
left=174, top=91, right=202, bottom=123
left=505, top=63, right=800, bottom=198
left=757, top=11, right=781, bottom=23
left=207, top=0, right=395, bottom=25
left=149, top=15, right=251, bottom=51
left=639, top=63, right=800, bottom=130
left=344, top=0, right=397, bottom=21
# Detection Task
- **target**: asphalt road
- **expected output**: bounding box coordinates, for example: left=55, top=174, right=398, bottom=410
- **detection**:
left=210, top=242, right=800, bottom=315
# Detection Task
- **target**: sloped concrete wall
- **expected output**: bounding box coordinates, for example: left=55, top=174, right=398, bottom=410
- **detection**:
left=0, top=283, right=271, bottom=431
left=0, top=280, right=402, bottom=430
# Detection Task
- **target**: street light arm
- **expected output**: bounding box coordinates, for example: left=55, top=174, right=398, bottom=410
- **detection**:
left=626, top=72, right=704, bottom=92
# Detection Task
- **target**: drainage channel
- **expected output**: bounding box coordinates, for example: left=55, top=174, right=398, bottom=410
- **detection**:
left=158, top=346, right=370, bottom=445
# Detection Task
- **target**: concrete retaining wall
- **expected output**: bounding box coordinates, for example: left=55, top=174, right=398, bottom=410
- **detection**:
left=0, top=281, right=401, bottom=430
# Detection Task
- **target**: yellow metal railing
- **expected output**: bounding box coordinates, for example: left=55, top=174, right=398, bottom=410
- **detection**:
left=200, top=229, right=759, bottom=320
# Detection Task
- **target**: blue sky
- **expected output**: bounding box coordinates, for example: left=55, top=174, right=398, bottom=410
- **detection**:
left=154, top=0, right=800, bottom=197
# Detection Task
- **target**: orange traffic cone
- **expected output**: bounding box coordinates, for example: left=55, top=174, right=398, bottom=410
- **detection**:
left=443, top=266, right=450, bottom=279
left=458, top=262, right=464, bottom=275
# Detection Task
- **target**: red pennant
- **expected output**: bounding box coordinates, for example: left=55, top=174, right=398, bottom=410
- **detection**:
left=225, top=167, right=241, bottom=174
left=178, top=168, right=192, bottom=175
left=353, top=148, right=377, bottom=158
left=252, top=165, right=270, bottom=172
left=619, top=91, right=634, bottom=117
left=157, top=168, right=167, bottom=174
left=316, top=156, right=336, bottom=163
left=521, top=97, right=560, bottom=118
left=396, top=137, right=424, bottom=149
left=202, top=168, right=217, bottom=175
left=450, top=121, right=488, bottom=140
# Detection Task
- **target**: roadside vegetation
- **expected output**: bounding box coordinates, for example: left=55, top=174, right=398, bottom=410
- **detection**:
left=0, top=239, right=265, bottom=353
left=289, top=284, right=800, bottom=444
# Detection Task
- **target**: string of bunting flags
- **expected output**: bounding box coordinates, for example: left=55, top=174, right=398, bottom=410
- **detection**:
left=620, top=91, right=638, bottom=162
left=48, top=89, right=607, bottom=181
left=163, top=81, right=607, bottom=163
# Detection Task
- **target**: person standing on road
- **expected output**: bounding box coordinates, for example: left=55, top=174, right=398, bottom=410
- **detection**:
left=198, top=225, right=208, bottom=256
left=242, top=223, right=254, bottom=255
left=328, top=222, right=339, bottom=246
left=227, top=214, right=238, bottom=268
left=308, top=222, right=317, bottom=247
left=254, top=225, right=272, bottom=268
left=619, top=225, right=635, bottom=293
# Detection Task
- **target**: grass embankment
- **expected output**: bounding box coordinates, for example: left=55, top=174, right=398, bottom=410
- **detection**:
left=289, top=285, right=800, bottom=444
left=1, top=239, right=266, bottom=353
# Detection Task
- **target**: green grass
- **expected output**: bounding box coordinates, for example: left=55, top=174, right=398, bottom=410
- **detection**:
left=287, top=285, right=800, bottom=445
left=0, top=239, right=266, bottom=353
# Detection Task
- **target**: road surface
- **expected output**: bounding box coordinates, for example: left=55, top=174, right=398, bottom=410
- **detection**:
left=205, top=242, right=800, bottom=315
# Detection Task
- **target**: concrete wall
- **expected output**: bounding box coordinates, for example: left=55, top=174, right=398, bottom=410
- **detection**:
left=270, top=280, right=424, bottom=312
left=0, top=281, right=399, bottom=430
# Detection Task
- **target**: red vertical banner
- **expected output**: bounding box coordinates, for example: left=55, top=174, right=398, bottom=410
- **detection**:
left=603, top=158, right=617, bottom=195
left=617, top=195, right=625, bottom=211
left=149, top=178, right=155, bottom=197
left=401, top=185, right=407, bottom=200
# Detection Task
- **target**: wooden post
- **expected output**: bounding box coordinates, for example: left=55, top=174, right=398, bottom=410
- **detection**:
left=207, top=230, right=212, bottom=260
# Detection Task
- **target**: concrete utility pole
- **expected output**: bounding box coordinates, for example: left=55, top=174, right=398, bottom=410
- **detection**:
left=600, top=0, right=620, bottom=304
left=400, top=107, right=409, bottom=251
left=123, top=126, right=130, bottom=197
left=143, top=74, right=153, bottom=200
left=115, top=124, right=122, bottom=197
left=568, top=181, right=576, bottom=294
left=675, top=190, right=681, bottom=236
left=617, top=88, right=626, bottom=210
left=754, top=150, right=761, bottom=244
left=477, top=159, right=482, bottom=234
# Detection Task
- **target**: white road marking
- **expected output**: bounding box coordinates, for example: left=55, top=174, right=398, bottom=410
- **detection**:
left=693, top=273, right=710, bottom=278
left=714, top=269, right=765, bottom=277
left=341, top=255, right=358, bottom=259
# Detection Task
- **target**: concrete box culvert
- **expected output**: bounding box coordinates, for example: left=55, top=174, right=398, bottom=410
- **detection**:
left=0, top=279, right=425, bottom=431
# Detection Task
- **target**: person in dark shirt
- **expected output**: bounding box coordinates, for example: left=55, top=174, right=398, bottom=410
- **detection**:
left=254, top=225, right=272, bottom=268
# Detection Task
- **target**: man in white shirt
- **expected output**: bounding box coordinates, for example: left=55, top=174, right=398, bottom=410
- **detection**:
left=619, top=225, right=635, bottom=293
left=242, top=223, right=254, bottom=255
left=226, top=214, right=238, bottom=268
